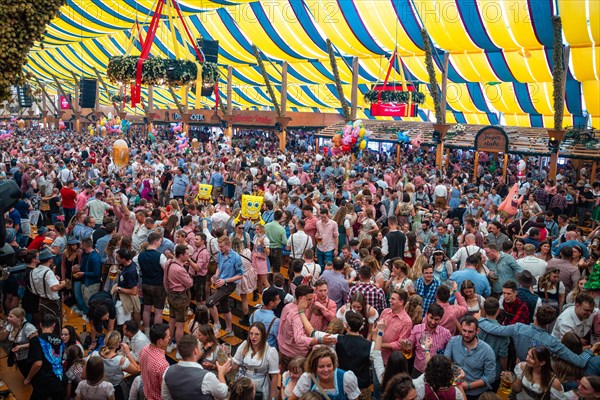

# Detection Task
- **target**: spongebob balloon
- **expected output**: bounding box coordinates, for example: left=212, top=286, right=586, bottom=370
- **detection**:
left=235, top=194, right=265, bottom=225
left=195, top=184, right=213, bottom=204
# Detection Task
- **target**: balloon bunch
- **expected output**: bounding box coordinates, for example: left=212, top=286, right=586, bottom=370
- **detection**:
left=397, top=130, right=424, bottom=152
left=0, top=130, right=12, bottom=140
left=175, top=125, right=189, bottom=151
left=94, top=112, right=131, bottom=136
left=326, top=120, right=371, bottom=157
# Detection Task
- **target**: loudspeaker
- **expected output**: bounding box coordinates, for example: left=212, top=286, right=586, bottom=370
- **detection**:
left=197, top=39, right=219, bottom=64
left=79, top=78, right=97, bottom=108
left=17, top=85, right=33, bottom=108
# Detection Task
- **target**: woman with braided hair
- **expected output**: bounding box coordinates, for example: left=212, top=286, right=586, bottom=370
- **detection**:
left=229, top=377, right=256, bottom=400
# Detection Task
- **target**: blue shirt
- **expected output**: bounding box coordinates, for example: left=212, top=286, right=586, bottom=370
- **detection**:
left=217, top=250, right=244, bottom=282
left=250, top=309, right=279, bottom=349
left=171, top=174, right=189, bottom=197
left=444, top=336, right=496, bottom=396
left=553, top=239, right=589, bottom=258
left=157, top=238, right=175, bottom=255
left=81, top=250, right=102, bottom=286
left=450, top=268, right=491, bottom=297
left=484, top=253, right=522, bottom=294
left=477, top=319, right=591, bottom=368
left=95, top=234, right=112, bottom=263
left=119, top=262, right=138, bottom=289
left=478, top=319, right=509, bottom=381
left=413, top=277, right=440, bottom=316
left=209, top=172, right=223, bottom=188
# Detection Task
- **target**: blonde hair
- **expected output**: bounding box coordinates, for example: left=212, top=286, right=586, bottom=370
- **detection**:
left=100, top=331, right=121, bottom=357
left=411, top=254, right=428, bottom=281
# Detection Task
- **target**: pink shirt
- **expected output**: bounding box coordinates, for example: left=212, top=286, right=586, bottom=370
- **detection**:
left=438, top=292, right=468, bottom=335
left=113, top=207, right=135, bottom=237
left=307, top=297, right=338, bottom=332
left=316, top=219, right=338, bottom=252
left=164, top=260, right=193, bottom=292
left=140, top=345, right=169, bottom=400
left=278, top=302, right=314, bottom=358
left=379, top=307, right=413, bottom=364
left=76, top=192, right=89, bottom=212
left=408, top=323, right=451, bottom=373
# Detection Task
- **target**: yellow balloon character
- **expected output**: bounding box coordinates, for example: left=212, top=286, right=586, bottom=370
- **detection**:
left=195, top=184, right=213, bottom=204
left=359, top=127, right=366, bottom=138
left=359, top=140, right=367, bottom=150
left=234, top=194, right=265, bottom=225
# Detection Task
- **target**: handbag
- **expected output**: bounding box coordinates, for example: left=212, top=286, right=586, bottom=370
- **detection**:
left=207, top=239, right=218, bottom=276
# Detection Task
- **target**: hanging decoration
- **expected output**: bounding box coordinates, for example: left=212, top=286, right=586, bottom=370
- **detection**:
left=552, top=16, right=564, bottom=131
left=252, top=45, right=281, bottom=117
left=421, top=29, right=444, bottom=124
left=326, top=39, right=350, bottom=121
left=498, top=184, right=524, bottom=217
left=104, top=0, right=216, bottom=107
left=235, top=194, right=266, bottom=225
left=0, top=0, right=64, bottom=102
left=366, top=49, right=424, bottom=117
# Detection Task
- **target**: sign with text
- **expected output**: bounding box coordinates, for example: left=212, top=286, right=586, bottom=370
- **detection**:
left=474, top=126, right=509, bottom=153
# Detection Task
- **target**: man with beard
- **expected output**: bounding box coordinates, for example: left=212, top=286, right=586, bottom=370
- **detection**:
left=507, top=204, right=536, bottom=238
left=444, top=316, right=496, bottom=400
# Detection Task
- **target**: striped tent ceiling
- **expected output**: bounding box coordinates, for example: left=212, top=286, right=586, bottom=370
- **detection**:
left=24, top=0, right=599, bottom=127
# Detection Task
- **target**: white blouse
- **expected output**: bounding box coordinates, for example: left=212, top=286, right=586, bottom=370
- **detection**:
left=293, top=370, right=360, bottom=400
left=514, top=363, right=568, bottom=400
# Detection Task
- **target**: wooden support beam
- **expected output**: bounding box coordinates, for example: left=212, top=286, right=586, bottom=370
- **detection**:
left=350, top=57, right=359, bottom=120
left=439, top=52, right=449, bottom=121
left=281, top=62, right=288, bottom=117
left=92, top=67, right=119, bottom=113
left=168, top=86, right=184, bottom=115
left=52, top=75, right=75, bottom=111
left=502, top=153, right=509, bottom=183
left=227, top=66, right=233, bottom=116
left=473, top=151, right=480, bottom=182
left=591, top=160, right=598, bottom=183
left=35, top=77, right=59, bottom=114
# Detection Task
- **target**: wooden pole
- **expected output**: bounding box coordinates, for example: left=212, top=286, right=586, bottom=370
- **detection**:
left=279, top=62, right=288, bottom=152
left=350, top=57, right=359, bottom=120
left=440, top=52, right=449, bottom=120
left=473, top=151, right=480, bottom=182
left=168, top=87, right=184, bottom=115
left=396, top=144, right=401, bottom=165
left=70, top=72, right=81, bottom=132
left=35, top=78, right=59, bottom=114
left=591, top=160, right=598, bottom=183
left=227, top=66, right=233, bottom=116
left=549, top=153, right=559, bottom=181
left=502, top=153, right=509, bottom=183
left=147, top=85, right=154, bottom=133
left=92, top=67, right=119, bottom=113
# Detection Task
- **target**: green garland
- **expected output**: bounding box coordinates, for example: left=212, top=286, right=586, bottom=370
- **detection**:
left=363, top=89, right=425, bottom=105
left=252, top=45, right=281, bottom=117
left=552, top=16, right=565, bottom=130
left=111, top=94, right=131, bottom=103
left=326, top=39, right=350, bottom=120
left=421, top=29, right=443, bottom=124
left=106, top=56, right=219, bottom=87
left=0, top=0, right=65, bottom=102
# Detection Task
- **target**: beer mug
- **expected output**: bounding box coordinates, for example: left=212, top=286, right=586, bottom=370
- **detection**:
left=109, top=265, right=119, bottom=280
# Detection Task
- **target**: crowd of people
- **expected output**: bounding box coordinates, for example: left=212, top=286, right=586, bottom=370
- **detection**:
left=0, top=124, right=599, bottom=400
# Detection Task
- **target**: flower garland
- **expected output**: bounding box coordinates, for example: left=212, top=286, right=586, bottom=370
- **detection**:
left=363, top=90, right=425, bottom=105
left=445, top=124, right=464, bottom=139
left=252, top=45, right=281, bottom=117
left=106, top=56, right=218, bottom=87
left=421, top=29, right=444, bottom=124
left=326, top=39, right=350, bottom=121
left=0, top=0, right=65, bottom=102
left=111, top=94, right=131, bottom=103
left=552, top=16, right=565, bottom=131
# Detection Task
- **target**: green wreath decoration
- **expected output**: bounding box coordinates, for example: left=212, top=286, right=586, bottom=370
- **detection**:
left=106, top=56, right=219, bottom=87
left=363, top=89, right=425, bottom=105
left=111, top=94, right=131, bottom=103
